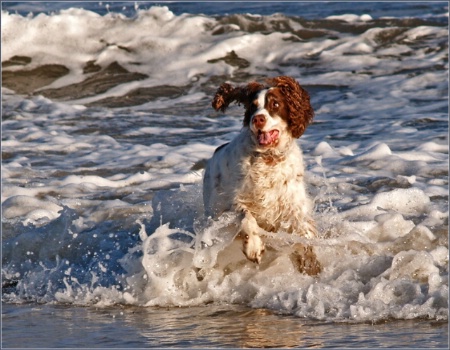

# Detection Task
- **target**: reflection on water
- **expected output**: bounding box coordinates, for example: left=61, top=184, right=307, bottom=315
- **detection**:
left=2, top=303, right=448, bottom=348
left=134, top=306, right=324, bottom=348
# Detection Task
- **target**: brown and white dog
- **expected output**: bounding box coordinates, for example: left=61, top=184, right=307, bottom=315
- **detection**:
left=203, top=76, right=321, bottom=275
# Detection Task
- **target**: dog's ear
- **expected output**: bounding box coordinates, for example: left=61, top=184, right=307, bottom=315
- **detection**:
left=268, top=76, right=314, bottom=138
left=212, top=83, right=235, bottom=112
left=212, top=82, right=265, bottom=112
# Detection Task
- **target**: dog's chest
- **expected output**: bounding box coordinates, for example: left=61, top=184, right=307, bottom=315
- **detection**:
left=235, top=154, right=302, bottom=217
left=243, top=156, right=290, bottom=191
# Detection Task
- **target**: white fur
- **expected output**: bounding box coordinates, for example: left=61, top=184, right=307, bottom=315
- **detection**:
left=203, top=90, right=316, bottom=263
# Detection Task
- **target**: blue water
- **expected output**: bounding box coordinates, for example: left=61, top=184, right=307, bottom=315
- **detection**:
left=2, top=303, right=448, bottom=348
left=2, top=1, right=448, bottom=348
left=3, top=1, right=448, bottom=21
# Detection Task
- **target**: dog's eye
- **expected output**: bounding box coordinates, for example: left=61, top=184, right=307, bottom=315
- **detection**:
left=272, top=101, right=279, bottom=109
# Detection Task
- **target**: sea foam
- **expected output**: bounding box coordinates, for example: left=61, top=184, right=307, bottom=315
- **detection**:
left=1, top=5, right=448, bottom=322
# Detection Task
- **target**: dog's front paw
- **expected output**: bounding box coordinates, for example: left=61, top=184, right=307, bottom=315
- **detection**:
left=242, top=233, right=265, bottom=264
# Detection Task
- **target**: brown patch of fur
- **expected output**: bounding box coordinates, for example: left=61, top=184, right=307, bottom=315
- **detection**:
left=267, top=76, right=314, bottom=138
left=212, top=76, right=314, bottom=138
left=212, top=81, right=265, bottom=113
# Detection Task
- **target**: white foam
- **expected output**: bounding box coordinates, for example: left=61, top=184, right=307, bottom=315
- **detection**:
left=2, top=195, right=63, bottom=226
left=326, top=14, right=373, bottom=22
left=1, top=5, right=447, bottom=323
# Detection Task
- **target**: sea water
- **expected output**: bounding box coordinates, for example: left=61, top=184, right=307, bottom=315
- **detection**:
left=1, top=1, right=448, bottom=348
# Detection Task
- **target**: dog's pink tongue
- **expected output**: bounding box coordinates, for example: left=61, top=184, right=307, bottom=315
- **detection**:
left=258, top=130, right=279, bottom=145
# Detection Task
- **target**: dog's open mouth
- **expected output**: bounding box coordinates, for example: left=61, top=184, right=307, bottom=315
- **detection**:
left=257, top=130, right=279, bottom=146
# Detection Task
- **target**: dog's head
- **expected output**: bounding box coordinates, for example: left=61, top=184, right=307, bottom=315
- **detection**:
left=212, top=76, right=314, bottom=149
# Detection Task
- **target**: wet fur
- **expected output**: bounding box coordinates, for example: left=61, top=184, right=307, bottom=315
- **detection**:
left=204, top=76, right=321, bottom=275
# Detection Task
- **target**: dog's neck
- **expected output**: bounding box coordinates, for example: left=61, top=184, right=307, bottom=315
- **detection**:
left=251, top=151, right=286, bottom=165
left=251, top=140, right=296, bottom=165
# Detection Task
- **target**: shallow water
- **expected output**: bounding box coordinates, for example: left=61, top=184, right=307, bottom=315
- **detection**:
left=2, top=303, right=448, bottom=348
left=1, top=1, right=449, bottom=348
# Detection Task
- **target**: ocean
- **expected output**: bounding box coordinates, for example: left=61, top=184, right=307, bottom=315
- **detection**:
left=1, top=1, right=448, bottom=348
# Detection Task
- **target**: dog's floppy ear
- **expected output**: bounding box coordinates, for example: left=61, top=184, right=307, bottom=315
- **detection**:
left=212, top=82, right=265, bottom=112
left=268, top=76, right=314, bottom=138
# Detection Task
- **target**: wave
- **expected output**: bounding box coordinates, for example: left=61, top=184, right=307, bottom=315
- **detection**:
left=2, top=6, right=448, bottom=107
left=2, top=154, right=448, bottom=321
left=1, top=4, right=448, bottom=323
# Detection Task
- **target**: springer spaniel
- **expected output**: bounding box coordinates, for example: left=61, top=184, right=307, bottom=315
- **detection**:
left=203, top=76, right=321, bottom=275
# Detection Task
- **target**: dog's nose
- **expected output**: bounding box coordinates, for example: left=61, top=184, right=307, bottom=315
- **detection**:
left=252, top=114, right=266, bottom=129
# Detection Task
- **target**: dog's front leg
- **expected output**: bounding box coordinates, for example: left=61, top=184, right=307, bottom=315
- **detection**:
left=239, top=211, right=265, bottom=264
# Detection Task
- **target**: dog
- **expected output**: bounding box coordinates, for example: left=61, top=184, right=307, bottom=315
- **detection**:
left=203, top=76, right=321, bottom=275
